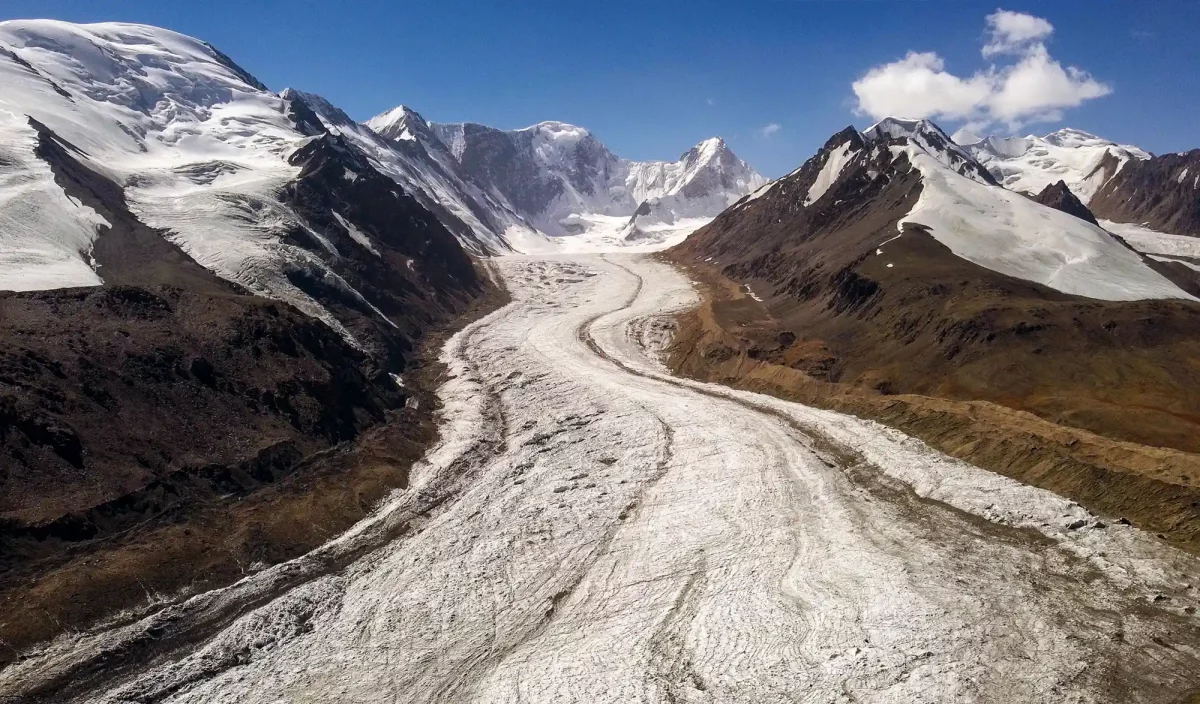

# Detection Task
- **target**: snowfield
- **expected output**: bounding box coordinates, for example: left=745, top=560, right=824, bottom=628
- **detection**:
left=959, top=128, right=1150, bottom=203
left=0, top=109, right=109, bottom=290
left=4, top=254, right=1199, bottom=703
left=892, top=144, right=1195, bottom=301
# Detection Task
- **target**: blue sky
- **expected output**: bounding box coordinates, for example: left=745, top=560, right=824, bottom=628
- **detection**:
left=4, top=0, right=1197, bottom=176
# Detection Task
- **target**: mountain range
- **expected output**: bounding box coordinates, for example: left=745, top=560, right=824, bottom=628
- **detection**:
left=4, top=17, right=1200, bottom=680
left=673, top=115, right=1200, bottom=460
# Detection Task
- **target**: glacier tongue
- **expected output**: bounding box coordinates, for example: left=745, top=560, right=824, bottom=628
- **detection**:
left=16, top=253, right=1200, bottom=703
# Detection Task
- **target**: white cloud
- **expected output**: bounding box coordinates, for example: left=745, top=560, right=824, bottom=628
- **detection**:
left=850, top=9, right=1111, bottom=130
left=759, top=122, right=782, bottom=137
left=983, top=10, right=1054, bottom=57
left=852, top=52, right=992, bottom=123
left=706, top=97, right=715, bottom=106
left=987, top=44, right=1110, bottom=123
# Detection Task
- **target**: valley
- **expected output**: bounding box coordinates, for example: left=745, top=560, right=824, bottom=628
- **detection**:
left=2, top=12, right=1200, bottom=702
left=5, top=255, right=1200, bottom=703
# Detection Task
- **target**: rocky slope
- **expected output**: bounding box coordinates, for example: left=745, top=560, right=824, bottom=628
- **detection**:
left=0, top=19, right=486, bottom=658
left=290, top=93, right=546, bottom=254
left=1090, top=149, right=1200, bottom=237
left=673, top=118, right=1200, bottom=455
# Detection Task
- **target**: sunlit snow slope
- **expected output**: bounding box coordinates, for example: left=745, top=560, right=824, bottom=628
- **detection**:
left=0, top=20, right=350, bottom=324
left=875, top=119, right=1191, bottom=301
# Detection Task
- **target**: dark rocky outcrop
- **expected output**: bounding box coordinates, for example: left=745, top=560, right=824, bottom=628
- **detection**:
left=1033, top=180, right=1099, bottom=225
left=1091, top=150, right=1200, bottom=236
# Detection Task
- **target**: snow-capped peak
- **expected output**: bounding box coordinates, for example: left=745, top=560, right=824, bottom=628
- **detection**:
left=679, top=136, right=733, bottom=168
left=863, top=117, right=952, bottom=143
left=1042, top=127, right=1123, bottom=150
left=950, top=127, right=983, bottom=146
left=863, top=117, right=993, bottom=184
left=280, top=88, right=357, bottom=128
left=516, top=120, right=595, bottom=150
left=364, top=104, right=429, bottom=142
left=962, top=127, right=1150, bottom=203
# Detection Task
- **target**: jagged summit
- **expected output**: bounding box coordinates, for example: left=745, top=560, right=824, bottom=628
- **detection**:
left=863, top=117, right=953, bottom=142
left=1042, top=127, right=1117, bottom=149
left=1032, top=180, right=1100, bottom=225
left=697, top=118, right=1189, bottom=303
left=862, top=117, right=995, bottom=184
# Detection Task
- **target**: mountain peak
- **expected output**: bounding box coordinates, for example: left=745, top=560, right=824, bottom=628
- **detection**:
left=280, top=88, right=358, bottom=129
left=681, top=136, right=731, bottom=165
left=951, top=127, right=984, bottom=146
left=823, top=126, right=865, bottom=152
left=863, top=117, right=954, bottom=144
left=1032, top=180, right=1100, bottom=225
left=1042, top=127, right=1109, bottom=148
left=365, top=104, right=431, bottom=142
left=960, top=127, right=1151, bottom=201
left=861, top=117, right=994, bottom=184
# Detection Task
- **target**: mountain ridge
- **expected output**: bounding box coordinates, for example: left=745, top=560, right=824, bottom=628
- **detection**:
left=671, top=115, right=1200, bottom=460
left=415, top=113, right=765, bottom=246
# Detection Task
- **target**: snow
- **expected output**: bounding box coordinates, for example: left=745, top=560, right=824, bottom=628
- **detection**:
left=734, top=178, right=777, bottom=208
left=0, top=109, right=109, bottom=290
left=804, top=140, right=857, bottom=206
left=325, top=93, right=546, bottom=255
left=1149, top=254, right=1200, bottom=272
left=894, top=143, right=1194, bottom=301
left=963, top=128, right=1150, bottom=203
left=419, top=116, right=764, bottom=249
left=864, top=117, right=990, bottom=184
left=949, top=127, right=982, bottom=146
left=331, top=211, right=380, bottom=256
left=12, top=253, right=1199, bottom=702
left=0, top=20, right=372, bottom=339
left=502, top=213, right=714, bottom=254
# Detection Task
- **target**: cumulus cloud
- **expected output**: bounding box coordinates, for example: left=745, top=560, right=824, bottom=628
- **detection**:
left=851, top=9, right=1111, bottom=130
left=759, top=122, right=782, bottom=138
left=983, top=10, right=1054, bottom=57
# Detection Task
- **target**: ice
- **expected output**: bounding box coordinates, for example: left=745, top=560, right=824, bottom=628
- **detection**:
left=0, top=21, right=367, bottom=333
left=331, top=210, right=380, bottom=256
left=12, top=253, right=1197, bottom=703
